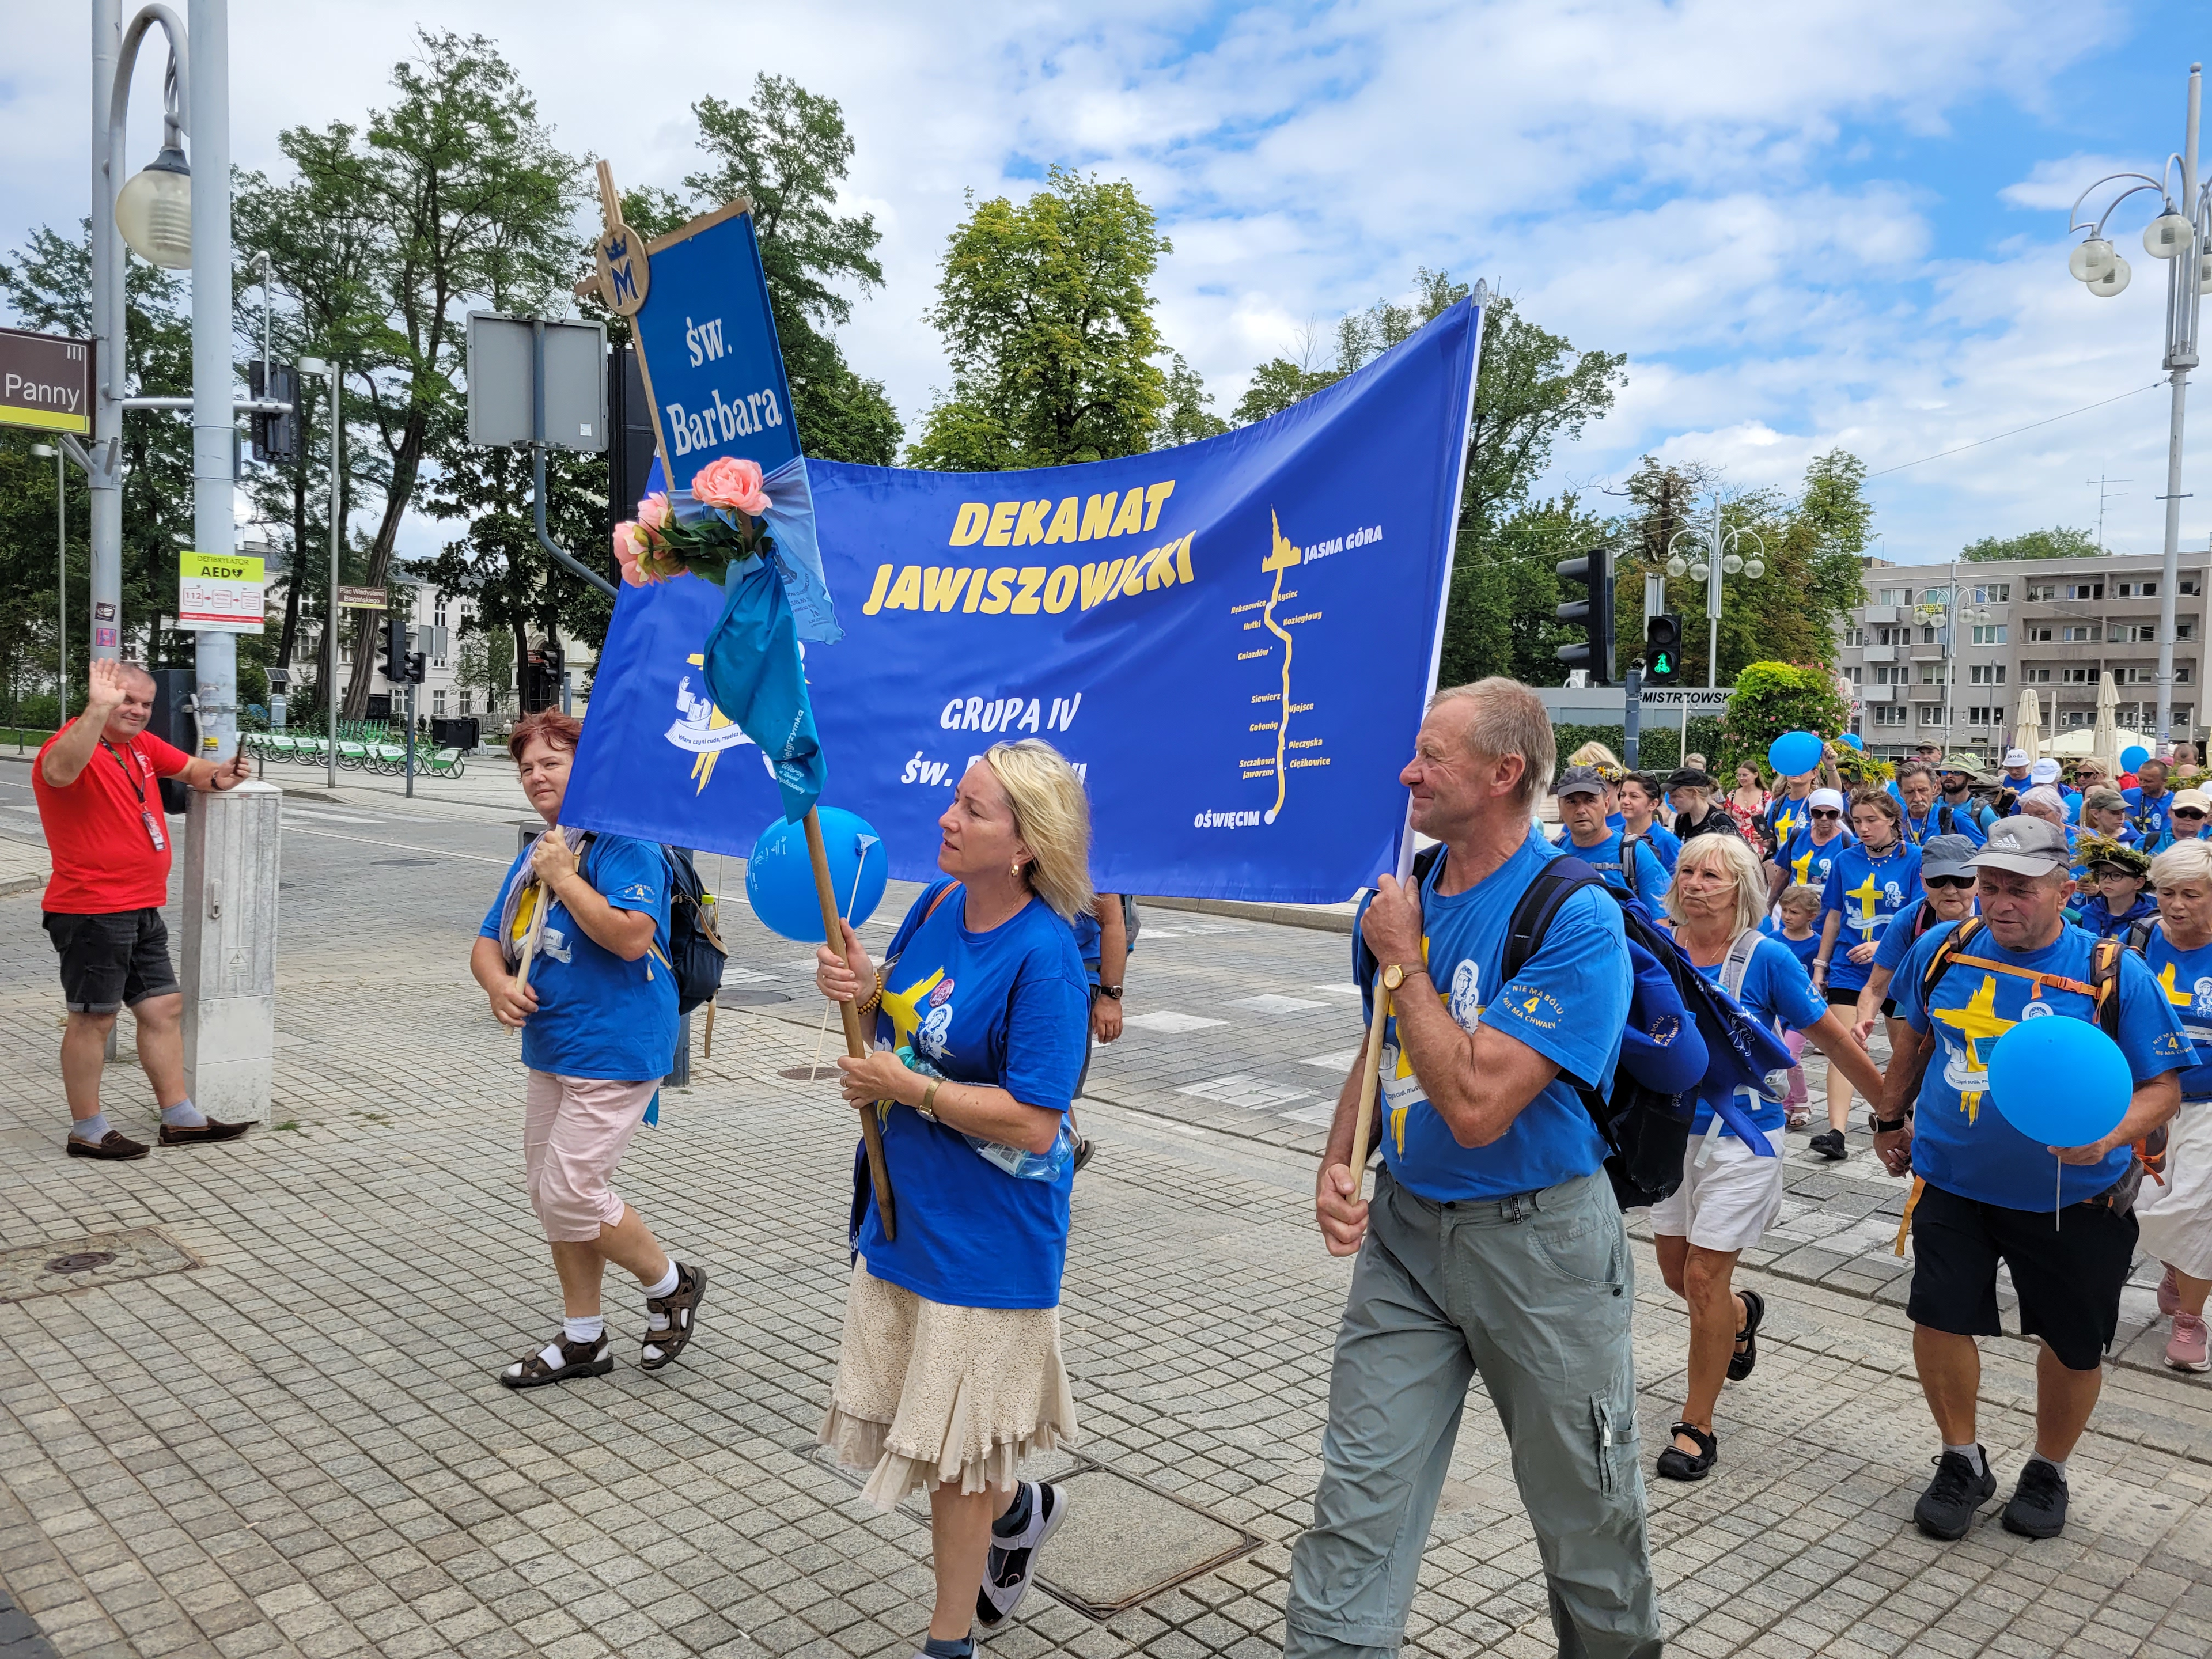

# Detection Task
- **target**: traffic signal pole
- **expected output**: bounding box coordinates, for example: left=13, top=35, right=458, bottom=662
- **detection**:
left=1624, top=662, right=1643, bottom=771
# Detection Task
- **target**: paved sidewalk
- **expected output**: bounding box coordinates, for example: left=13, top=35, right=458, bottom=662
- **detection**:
left=1, top=830, right=2210, bottom=1659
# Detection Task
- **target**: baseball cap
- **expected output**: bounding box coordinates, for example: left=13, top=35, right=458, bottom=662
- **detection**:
left=2029, top=758, right=2062, bottom=786
left=2174, top=788, right=2212, bottom=813
left=2002, top=748, right=2031, bottom=770
left=1664, top=767, right=1714, bottom=791
left=1964, top=816, right=2071, bottom=877
left=1919, top=834, right=1978, bottom=882
left=1807, top=787, right=1846, bottom=812
left=1552, top=764, right=1609, bottom=799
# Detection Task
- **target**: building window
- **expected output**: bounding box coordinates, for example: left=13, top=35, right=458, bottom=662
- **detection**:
left=2067, top=582, right=2104, bottom=601
left=2118, top=623, right=2156, bottom=643
left=2022, top=666, right=2052, bottom=683
left=432, top=689, right=447, bottom=717
left=1971, top=624, right=2007, bottom=645
left=1919, top=704, right=1947, bottom=726
left=1921, top=626, right=1939, bottom=645
left=2180, top=704, right=2195, bottom=725
left=2028, top=625, right=2055, bottom=642
left=1842, top=665, right=1862, bottom=684
left=1968, top=664, right=2006, bottom=685
left=1873, top=705, right=1908, bottom=727
left=2062, top=709, right=2090, bottom=728
left=459, top=690, right=474, bottom=715
left=2062, top=625, right=2097, bottom=642
left=1966, top=706, right=1999, bottom=727
left=1921, top=664, right=1952, bottom=684
left=1876, top=625, right=1906, bottom=645
left=2027, top=582, right=2059, bottom=601
left=2061, top=667, right=2099, bottom=684
left=1971, top=583, right=2011, bottom=604
left=1844, top=627, right=1865, bottom=646
left=2181, top=620, right=2199, bottom=641
left=434, top=597, right=449, bottom=628
left=1873, top=665, right=1909, bottom=685
left=1878, top=586, right=1910, bottom=606
left=2116, top=580, right=2157, bottom=598
left=2181, top=665, right=2195, bottom=685
left=1920, top=586, right=1953, bottom=606
left=2184, top=575, right=2202, bottom=596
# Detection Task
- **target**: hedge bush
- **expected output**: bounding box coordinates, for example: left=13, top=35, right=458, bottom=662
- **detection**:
left=1554, top=717, right=1728, bottom=778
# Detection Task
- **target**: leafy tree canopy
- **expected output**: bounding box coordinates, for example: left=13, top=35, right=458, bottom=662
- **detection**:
left=1961, top=525, right=2101, bottom=561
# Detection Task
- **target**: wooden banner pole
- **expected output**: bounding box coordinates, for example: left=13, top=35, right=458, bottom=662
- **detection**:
left=804, top=805, right=896, bottom=1240
left=1344, top=973, right=1397, bottom=1199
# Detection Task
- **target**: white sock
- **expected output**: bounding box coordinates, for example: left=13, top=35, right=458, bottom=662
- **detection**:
left=1944, top=1442, right=1986, bottom=1476
left=2028, top=1454, right=2067, bottom=1480
left=643, top=1263, right=679, bottom=1330
left=161, top=1098, right=206, bottom=1128
left=70, top=1113, right=111, bottom=1143
left=563, top=1315, right=604, bottom=1346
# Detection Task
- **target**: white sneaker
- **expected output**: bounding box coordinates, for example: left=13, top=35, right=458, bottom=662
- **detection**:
left=974, top=1480, right=1066, bottom=1630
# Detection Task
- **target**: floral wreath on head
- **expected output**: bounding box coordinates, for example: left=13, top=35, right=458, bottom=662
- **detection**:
left=2076, top=833, right=2152, bottom=880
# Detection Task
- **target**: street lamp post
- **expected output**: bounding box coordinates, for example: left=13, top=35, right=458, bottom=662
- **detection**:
left=297, top=356, right=340, bottom=789
left=2064, top=61, right=2208, bottom=754
left=1664, top=494, right=1767, bottom=690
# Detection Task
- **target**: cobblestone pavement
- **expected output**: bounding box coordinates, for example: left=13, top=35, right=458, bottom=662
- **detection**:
left=1, top=756, right=2210, bottom=1658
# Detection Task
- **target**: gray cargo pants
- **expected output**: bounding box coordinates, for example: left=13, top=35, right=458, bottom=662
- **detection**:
left=1286, top=1165, right=1660, bottom=1659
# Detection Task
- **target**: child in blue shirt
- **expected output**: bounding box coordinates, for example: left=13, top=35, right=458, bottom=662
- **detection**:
left=1760, top=884, right=1825, bottom=1126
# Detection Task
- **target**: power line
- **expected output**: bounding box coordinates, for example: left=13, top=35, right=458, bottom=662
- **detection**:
left=1866, top=381, right=2164, bottom=479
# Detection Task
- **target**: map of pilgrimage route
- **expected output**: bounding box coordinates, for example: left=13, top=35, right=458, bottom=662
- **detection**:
left=1233, top=510, right=1326, bottom=823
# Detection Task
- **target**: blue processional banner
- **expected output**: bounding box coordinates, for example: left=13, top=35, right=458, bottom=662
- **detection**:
left=562, top=298, right=1480, bottom=904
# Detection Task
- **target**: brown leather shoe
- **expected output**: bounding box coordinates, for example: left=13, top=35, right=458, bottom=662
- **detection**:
left=158, top=1118, right=252, bottom=1146
left=66, top=1130, right=150, bottom=1160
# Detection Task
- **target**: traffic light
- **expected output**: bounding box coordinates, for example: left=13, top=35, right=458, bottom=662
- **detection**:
left=249, top=361, right=299, bottom=465
left=382, top=612, right=408, bottom=681
left=405, top=650, right=426, bottom=685
left=1554, top=545, right=1616, bottom=684
left=1645, top=613, right=1684, bottom=685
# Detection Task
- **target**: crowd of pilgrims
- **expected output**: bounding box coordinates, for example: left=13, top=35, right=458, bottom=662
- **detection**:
left=1543, top=735, right=2212, bottom=1415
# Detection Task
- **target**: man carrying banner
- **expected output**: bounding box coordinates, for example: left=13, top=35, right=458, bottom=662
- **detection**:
left=1291, top=679, right=1656, bottom=1659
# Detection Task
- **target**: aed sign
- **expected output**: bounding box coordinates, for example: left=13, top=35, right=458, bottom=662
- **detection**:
left=179, top=551, right=266, bottom=635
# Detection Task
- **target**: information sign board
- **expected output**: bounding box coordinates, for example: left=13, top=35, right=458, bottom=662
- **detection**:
left=179, top=551, right=265, bottom=635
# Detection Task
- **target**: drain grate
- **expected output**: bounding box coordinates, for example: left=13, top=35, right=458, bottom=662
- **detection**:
left=777, top=1065, right=842, bottom=1081
left=0, top=1229, right=196, bottom=1305
left=718, top=987, right=790, bottom=1006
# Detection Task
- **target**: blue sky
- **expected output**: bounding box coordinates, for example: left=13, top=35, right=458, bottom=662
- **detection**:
left=2, top=0, right=2207, bottom=568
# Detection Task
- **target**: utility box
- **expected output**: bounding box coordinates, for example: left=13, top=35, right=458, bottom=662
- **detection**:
left=180, top=780, right=282, bottom=1123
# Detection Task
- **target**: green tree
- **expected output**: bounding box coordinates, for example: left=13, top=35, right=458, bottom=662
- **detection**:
left=683, top=76, right=901, bottom=465
left=1440, top=493, right=1610, bottom=688
left=1961, top=525, right=2101, bottom=560
left=1232, top=271, right=1469, bottom=425
left=249, top=29, right=579, bottom=719
left=1155, top=353, right=1228, bottom=448
left=1722, top=661, right=1853, bottom=776
left=908, top=166, right=1171, bottom=469
left=455, top=626, right=514, bottom=713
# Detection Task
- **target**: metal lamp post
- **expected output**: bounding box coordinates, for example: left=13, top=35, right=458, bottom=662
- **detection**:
left=297, top=355, right=340, bottom=788
left=1665, top=495, right=1767, bottom=690
left=2065, top=61, right=2209, bottom=753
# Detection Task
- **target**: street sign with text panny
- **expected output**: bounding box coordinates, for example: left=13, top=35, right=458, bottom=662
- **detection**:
left=0, top=327, right=93, bottom=434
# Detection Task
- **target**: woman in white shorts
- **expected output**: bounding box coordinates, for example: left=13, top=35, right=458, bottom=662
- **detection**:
left=1654, top=832, right=1888, bottom=1479
left=2138, top=839, right=2212, bottom=1372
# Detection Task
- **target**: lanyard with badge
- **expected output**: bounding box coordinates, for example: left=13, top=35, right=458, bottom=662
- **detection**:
left=101, top=740, right=166, bottom=852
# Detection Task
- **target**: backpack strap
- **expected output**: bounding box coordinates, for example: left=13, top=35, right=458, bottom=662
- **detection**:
left=1500, top=857, right=1607, bottom=985
left=1618, top=832, right=1642, bottom=900
left=1719, top=929, right=1762, bottom=1002
left=2089, top=935, right=2125, bottom=1041
left=1351, top=844, right=1447, bottom=995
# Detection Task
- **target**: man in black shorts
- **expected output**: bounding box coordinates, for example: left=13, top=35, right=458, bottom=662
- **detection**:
left=31, top=659, right=255, bottom=1159
left=1874, top=817, right=2191, bottom=1540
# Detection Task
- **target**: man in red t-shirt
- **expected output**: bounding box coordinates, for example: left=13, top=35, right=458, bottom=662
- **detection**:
left=33, top=658, right=254, bottom=1160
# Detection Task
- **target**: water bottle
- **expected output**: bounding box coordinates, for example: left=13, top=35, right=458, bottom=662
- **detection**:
left=893, top=1044, right=1075, bottom=1181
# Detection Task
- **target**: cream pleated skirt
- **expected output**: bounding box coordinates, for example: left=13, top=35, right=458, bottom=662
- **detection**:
left=819, top=1256, right=1078, bottom=1510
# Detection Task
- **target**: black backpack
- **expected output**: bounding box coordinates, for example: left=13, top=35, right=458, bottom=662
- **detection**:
left=662, top=846, right=727, bottom=1014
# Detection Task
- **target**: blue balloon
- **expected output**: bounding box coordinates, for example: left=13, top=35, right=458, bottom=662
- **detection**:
left=1768, top=730, right=1824, bottom=777
left=1985, top=1017, right=2132, bottom=1149
left=745, top=806, right=889, bottom=942
left=2122, top=744, right=2150, bottom=772
left=1838, top=733, right=1864, bottom=751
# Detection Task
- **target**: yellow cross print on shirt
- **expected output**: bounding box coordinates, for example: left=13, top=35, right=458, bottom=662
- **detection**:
left=1845, top=868, right=1884, bottom=937
left=1791, top=842, right=1818, bottom=885
left=2157, top=961, right=2195, bottom=1009
left=1932, top=973, right=2015, bottom=1124
left=873, top=967, right=945, bottom=1124
left=1774, top=802, right=1804, bottom=845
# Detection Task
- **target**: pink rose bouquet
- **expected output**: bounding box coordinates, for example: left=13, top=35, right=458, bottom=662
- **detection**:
left=611, top=464, right=776, bottom=586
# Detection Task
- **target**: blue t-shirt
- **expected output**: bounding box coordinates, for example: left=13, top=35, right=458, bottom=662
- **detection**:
left=1820, top=840, right=1923, bottom=993
left=1892, top=920, right=2195, bottom=1207
left=1929, top=795, right=1994, bottom=846
left=2143, top=921, right=2212, bottom=1100
left=478, top=834, right=679, bottom=1082
left=1759, top=917, right=1825, bottom=977
left=1566, top=828, right=1670, bottom=903
left=2124, top=786, right=2176, bottom=853
left=1355, top=827, right=1628, bottom=1203
left=1781, top=827, right=1854, bottom=894
left=2075, top=892, right=2158, bottom=940
left=1873, top=900, right=1943, bottom=975
left=1691, top=934, right=1830, bottom=1134
left=855, top=881, right=1091, bottom=1310
left=1635, top=821, right=1683, bottom=874
left=1765, top=793, right=1815, bottom=855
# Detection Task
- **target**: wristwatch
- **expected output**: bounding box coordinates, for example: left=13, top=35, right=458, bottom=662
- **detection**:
left=1382, top=964, right=1407, bottom=991
left=1099, top=984, right=1123, bottom=1000
left=1868, top=1110, right=1910, bottom=1134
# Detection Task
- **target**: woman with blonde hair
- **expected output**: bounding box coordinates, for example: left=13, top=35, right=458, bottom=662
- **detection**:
left=1654, top=832, right=1886, bottom=1479
left=815, top=738, right=1094, bottom=1649
left=2138, top=838, right=2212, bottom=1372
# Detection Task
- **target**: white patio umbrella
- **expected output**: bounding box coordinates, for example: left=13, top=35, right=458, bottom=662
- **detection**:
left=2092, top=671, right=2120, bottom=778
left=2012, top=686, right=2044, bottom=761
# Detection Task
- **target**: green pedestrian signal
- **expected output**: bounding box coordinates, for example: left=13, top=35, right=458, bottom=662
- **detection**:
left=1645, top=613, right=1683, bottom=685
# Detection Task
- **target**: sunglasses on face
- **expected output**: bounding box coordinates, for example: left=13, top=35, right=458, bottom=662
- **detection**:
left=1925, top=874, right=1975, bottom=890
left=2178, top=809, right=2207, bottom=820
left=1810, top=809, right=1842, bottom=820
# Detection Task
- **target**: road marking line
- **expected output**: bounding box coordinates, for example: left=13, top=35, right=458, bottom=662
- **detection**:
left=281, top=825, right=510, bottom=865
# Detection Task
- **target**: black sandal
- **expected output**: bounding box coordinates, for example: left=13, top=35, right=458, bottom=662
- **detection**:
left=642, top=1262, right=707, bottom=1371
left=1656, top=1422, right=1718, bottom=1482
left=1728, top=1289, right=1766, bottom=1382
left=499, top=1331, right=612, bottom=1389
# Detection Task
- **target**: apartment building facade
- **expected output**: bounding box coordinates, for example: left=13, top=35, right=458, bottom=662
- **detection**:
left=1835, top=547, right=2212, bottom=759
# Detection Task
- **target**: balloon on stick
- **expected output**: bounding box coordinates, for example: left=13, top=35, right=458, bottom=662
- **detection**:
left=1768, top=730, right=1824, bottom=777
left=2122, top=744, right=2150, bottom=773
left=748, top=807, right=888, bottom=941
